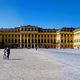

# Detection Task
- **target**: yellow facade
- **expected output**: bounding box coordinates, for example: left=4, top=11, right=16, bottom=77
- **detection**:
left=56, top=28, right=74, bottom=48
left=0, top=25, right=57, bottom=48
left=0, top=26, right=76, bottom=48
left=74, top=28, right=80, bottom=48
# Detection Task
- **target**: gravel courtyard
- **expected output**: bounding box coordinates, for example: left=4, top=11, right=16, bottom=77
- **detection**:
left=0, top=49, right=80, bottom=80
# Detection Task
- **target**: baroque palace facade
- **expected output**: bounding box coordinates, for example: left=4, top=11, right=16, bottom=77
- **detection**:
left=0, top=25, right=79, bottom=49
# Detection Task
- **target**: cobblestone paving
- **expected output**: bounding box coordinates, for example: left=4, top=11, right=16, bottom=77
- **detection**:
left=0, top=49, right=80, bottom=80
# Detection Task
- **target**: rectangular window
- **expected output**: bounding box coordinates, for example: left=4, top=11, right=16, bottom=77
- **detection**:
left=35, top=35, right=37, bottom=37
left=32, top=39, right=34, bottom=43
left=9, top=35, right=10, bottom=37
left=15, top=39, right=17, bottom=43
left=48, top=39, right=49, bottom=43
left=22, top=39, right=23, bottom=43
left=32, top=34, right=33, bottom=37
left=2, top=39, right=4, bottom=43
left=64, top=40, right=66, bottom=43
left=51, top=40, right=52, bottom=43
left=18, top=39, right=20, bottom=43
left=41, top=39, right=43, bottom=43
left=61, top=40, right=63, bottom=43
left=28, top=34, right=30, bottom=37
left=35, top=39, right=37, bottom=43
left=64, top=34, right=66, bottom=36
left=54, top=40, right=56, bottom=43
left=8, top=39, right=10, bottom=43
left=22, top=34, right=23, bottom=37
left=15, top=35, right=17, bottom=37
left=45, top=39, right=46, bottom=43
left=41, top=35, right=43, bottom=37
left=2, top=35, right=4, bottom=37
left=28, top=39, right=30, bottom=43
left=5, top=39, right=7, bottom=42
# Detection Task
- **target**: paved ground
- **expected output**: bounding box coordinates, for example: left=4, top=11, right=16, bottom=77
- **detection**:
left=0, top=49, right=80, bottom=80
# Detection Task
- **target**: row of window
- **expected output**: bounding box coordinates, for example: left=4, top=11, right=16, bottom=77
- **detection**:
left=19, top=44, right=56, bottom=48
left=2, top=39, right=56, bottom=44
left=61, top=45, right=73, bottom=48
left=61, top=34, right=73, bottom=37
left=57, top=40, right=73, bottom=43
left=2, top=35, right=20, bottom=37
left=74, top=40, right=80, bottom=42
left=1, top=34, right=74, bottom=38
left=61, top=40, right=73, bottom=43
left=57, top=34, right=73, bottom=37
left=21, top=28, right=37, bottom=31
left=25, top=35, right=56, bottom=37
left=2, top=34, right=56, bottom=38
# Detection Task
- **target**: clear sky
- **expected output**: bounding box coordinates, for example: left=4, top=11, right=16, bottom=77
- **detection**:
left=0, top=0, right=80, bottom=28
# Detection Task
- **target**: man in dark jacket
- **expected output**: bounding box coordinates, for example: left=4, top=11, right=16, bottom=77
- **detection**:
left=6, top=47, right=10, bottom=60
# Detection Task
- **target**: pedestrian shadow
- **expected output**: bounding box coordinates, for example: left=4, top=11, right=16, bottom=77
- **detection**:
left=9, top=58, right=24, bottom=60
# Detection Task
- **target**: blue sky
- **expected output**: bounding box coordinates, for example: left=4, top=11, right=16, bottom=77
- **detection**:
left=0, top=0, right=80, bottom=28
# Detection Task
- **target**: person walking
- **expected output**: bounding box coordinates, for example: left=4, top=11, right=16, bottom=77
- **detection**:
left=6, top=47, right=10, bottom=60
left=3, top=48, right=7, bottom=60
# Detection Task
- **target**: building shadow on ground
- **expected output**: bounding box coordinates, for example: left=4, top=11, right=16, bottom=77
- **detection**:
left=9, top=58, right=24, bottom=60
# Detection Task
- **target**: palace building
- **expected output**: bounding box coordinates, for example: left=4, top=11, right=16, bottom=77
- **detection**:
left=56, top=27, right=75, bottom=48
left=0, top=25, right=79, bottom=49
left=0, top=25, right=57, bottom=48
left=74, top=28, right=80, bottom=48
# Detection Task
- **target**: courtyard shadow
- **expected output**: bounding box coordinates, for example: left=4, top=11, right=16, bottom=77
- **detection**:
left=9, top=58, right=24, bottom=60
